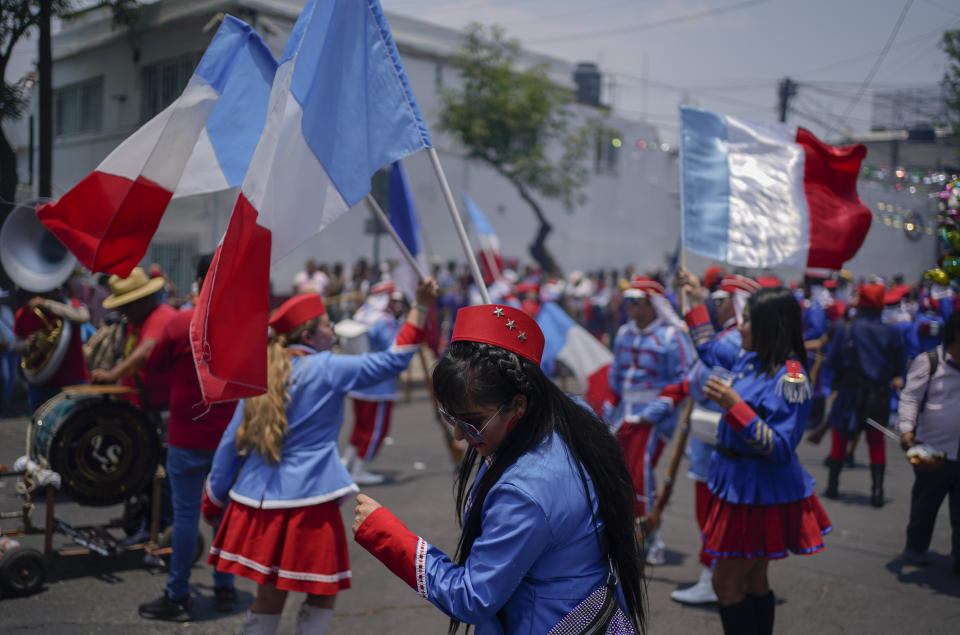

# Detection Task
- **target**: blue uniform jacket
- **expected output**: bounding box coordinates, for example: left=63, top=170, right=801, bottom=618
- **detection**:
left=206, top=337, right=419, bottom=509
left=422, top=431, right=610, bottom=634
left=607, top=318, right=694, bottom=437
left=691, top=313, right=815, bottom=505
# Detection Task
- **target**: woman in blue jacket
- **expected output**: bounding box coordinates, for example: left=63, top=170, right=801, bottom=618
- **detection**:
left=353, top=304, right=646, bottom=634
left=202, top=279, right=437, bottom=635
left=680, top=272, right=832, bottom=635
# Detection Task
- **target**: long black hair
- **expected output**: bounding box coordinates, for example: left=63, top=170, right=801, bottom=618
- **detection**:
left=433, top=341, right=646, bottom=634
left=747, top=287, right=808, bottom=377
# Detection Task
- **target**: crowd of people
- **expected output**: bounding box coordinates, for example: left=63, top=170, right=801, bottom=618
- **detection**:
left=1, top=251, right=958, bottom=635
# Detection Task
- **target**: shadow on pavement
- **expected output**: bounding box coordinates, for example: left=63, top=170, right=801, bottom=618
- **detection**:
left=885, top=554, right=960, bottom=598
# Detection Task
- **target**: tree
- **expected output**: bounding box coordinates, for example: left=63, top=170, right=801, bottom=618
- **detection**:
left=1, top=1, right=140, bottom=286
left=943, top=30, right=960, bottom=129
left=438, top=24, right=596, bottom=275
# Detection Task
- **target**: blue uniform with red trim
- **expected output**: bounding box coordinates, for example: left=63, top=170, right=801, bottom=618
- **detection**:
left=686, top=305, right=832, bottom=559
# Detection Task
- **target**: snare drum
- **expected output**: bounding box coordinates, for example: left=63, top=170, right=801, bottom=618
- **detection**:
left=30, top=391, right=161, bottom=506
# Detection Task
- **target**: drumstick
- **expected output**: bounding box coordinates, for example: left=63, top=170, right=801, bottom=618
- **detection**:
left=640, top=397, right=694, bottom=538
left=865, top=418, right=900, bottom=442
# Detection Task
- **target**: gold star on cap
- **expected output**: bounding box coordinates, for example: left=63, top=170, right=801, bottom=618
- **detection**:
left=518, top=332, right=527, bottom=342
left=505, top=320, right=516, bottom=330
left=493, top=307, right=504, bottom=318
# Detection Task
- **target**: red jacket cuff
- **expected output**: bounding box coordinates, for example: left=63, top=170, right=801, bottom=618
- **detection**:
left=396, top=323, right=426, bottom=347
left=202, top=490, right=223, bottom=519
left=658, top=382, right=687, bottom=408
left=684, top=304, right=711, bottom=329
left=354, top=506, right=428, bottom=598
left=725, top=400, right=757, bottom=432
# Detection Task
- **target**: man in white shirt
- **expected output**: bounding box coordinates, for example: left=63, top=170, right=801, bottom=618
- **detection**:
left=293, top=259, right=329, bottom=296
left=897, top=309, right=960, bottom=576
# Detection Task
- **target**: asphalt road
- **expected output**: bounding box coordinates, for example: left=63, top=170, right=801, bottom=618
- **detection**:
left=1, top=387, right=957, bottom=634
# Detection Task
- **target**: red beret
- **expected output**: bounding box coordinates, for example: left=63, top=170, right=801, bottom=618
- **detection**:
left=883, top=285, right=909, bottom=305
left=858, top=284, right=885, bottom=310
left=269, top=294, right=326, bottom=335
left=756, top=276, right=782, bottom=288
left=370, top=281, right=395, bottom=295
left=451, top=304, right=545, bottom=365
left=823, top=279, right=838, bottom=289
left=704, top=265, right=725, bottom=290
left=515, top=282, right=540, bottom=295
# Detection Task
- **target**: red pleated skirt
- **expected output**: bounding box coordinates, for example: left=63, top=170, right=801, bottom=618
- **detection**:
left=209, top=499, right=352, bottom=595
left=702, top=492, right=832, bottom=560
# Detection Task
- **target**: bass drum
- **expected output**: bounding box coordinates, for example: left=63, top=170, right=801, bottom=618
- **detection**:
left=30, top=391, right=161, bottom=507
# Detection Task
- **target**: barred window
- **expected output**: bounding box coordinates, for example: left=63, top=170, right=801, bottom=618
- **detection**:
left=141, top=54, right=201, bottom=121
left=54, top=77, right=103, bottom=136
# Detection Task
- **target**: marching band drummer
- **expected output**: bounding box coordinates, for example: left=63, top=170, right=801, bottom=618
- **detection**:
left=90, top=267, right=176, bottom=412
left=679, top=269, right=832, bottom=635
left=13, top=284, right=90, bottom=410
left=202, top=279, right=438, bottom=635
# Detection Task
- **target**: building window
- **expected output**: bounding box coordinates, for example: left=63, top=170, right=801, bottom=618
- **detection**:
left=147, top=241, right=198, bottom=300
left=54, top=77, right=103, bottom=136
left=141, top=54, right=201, bottom=121
left=594, top=128, right=621, bottom=174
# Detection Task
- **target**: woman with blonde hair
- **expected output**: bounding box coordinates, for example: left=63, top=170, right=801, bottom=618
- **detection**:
left=202, top=279, right=438, bottom=635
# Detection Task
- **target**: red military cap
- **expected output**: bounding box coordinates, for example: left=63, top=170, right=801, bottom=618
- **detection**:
left=756, top=276, right=782, bottom=288
left=858, top=283, right=885, bottom=310
left=269, top=294, right=326, bottom=335
left=720, top=274, right=760, bottom=295
left=451, top=304, right=545, bottom=365
left=370, top=281, right=396, bottom=295
left=703, top=265, right=725, bottom=290
left=823, top=279, right=838, bottom=289
left=623, top=276, right=665, bottom=299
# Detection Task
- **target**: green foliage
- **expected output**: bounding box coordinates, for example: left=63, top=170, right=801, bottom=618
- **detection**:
left=439, top=23, right=592, bottom=213
left=942, top=30, right=960, bottom=127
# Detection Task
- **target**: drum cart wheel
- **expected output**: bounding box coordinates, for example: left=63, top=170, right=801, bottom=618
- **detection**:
left=0, top=546, right=47, bottom=596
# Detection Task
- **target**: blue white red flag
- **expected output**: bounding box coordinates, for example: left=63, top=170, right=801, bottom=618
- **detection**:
left=462, top=192, right=502, bottom=283
left=535, top=301, right=613, bottom=416
left=388, top=161, right=426, bottom=302
left=680, top=105, right=871, bottom=270
left=38, top=16, right=277, bottom=276
left=192, top=0, right=433, bottom=403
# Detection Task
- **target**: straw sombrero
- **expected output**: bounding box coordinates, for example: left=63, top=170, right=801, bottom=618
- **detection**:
left=102, top=267, right=165, bottom=309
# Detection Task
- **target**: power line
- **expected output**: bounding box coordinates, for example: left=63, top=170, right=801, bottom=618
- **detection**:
left=835, top=0, right=916, bottom=130
left=526, top=0, right=775, bottom=44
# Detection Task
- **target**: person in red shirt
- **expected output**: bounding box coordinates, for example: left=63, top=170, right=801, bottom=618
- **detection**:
left=13, top=287, right=90, bottom=410
left=91, top=267, right=176, bottom=411
left=137, top=255, right=239, bottom=622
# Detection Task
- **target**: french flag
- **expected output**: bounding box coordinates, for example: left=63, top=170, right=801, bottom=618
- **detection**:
left=191, top=0, right=432, bottom=403
left=680, top=105, right=872, bottom=270
left=462, top=192, right=503, bottom=283
left=535, top=301, right=613, bottom=416
left=37, top=17, right=277, bottom=276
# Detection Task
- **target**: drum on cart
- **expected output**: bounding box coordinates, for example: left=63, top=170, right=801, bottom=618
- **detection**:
left=29, top=386, right=161, bottom=507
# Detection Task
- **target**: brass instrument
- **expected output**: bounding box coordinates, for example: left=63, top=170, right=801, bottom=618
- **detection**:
left=0, top=199, right=78, bottom=385
left=21, top=307, right=73, bottom=386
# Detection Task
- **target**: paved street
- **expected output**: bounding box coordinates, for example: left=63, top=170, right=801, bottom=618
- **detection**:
left=1, top=387, right=957, bottom=634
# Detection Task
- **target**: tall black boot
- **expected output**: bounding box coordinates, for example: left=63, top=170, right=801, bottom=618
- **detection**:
left=718, top=598, right=757, bottom=635
left=748, top=591, right=775, bottom=635
left=870, top=463, right=885, bottom=508
left=824, top=459, right=842, bottom=499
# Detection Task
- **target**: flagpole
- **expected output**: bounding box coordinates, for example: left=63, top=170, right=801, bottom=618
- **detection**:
left=365, top=194, right=427, bottom=281
left=427, top=148, right=491, bottom=304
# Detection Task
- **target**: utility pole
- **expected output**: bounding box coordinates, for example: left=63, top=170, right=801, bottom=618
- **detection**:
left=38, top=0, right=53, bottom=198
left=777, top=77, right=797, bottom=124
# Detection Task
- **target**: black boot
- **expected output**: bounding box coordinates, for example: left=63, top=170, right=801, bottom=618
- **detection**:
left=718, top=598, right=757, bottom=635
left=824, top=459, right=842, bottom=499
left=748, top=591, right=775, bottom=635
left=870, top=463, right=885, bottom=508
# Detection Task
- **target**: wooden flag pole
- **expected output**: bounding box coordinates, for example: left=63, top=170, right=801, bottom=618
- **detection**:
left=427, top=148, right=491, bottom=304
left=365, top=194, right=427, bottom=281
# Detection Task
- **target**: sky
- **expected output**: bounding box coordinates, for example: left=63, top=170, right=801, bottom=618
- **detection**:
left=380, top=0, right=960, bottom=145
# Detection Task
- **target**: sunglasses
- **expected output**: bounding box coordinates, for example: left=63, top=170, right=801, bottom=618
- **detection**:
left=437, top=404, right=506, bottom=442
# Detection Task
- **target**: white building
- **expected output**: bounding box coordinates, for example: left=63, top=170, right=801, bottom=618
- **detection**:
left=3, top=0, right=933, bottom=293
